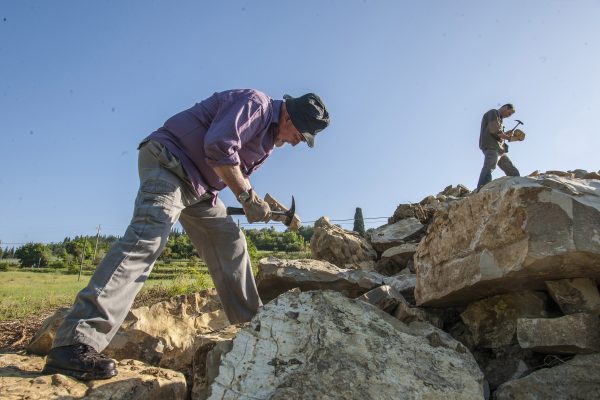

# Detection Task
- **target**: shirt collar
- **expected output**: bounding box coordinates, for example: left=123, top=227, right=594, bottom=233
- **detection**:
left=270, top=99, right=283, bottom=125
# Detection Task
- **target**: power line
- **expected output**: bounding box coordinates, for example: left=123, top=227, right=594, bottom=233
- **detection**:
left=2, top=215, right=392, bottom=245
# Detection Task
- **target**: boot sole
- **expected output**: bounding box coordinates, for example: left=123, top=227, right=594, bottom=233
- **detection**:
left=42, top=365, right=118, bottom=381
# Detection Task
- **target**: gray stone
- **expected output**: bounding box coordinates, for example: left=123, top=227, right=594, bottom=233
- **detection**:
left=494, top=353, right=600, bottom=399
left=256, top=257, right=412, bottom=303
left=208, top=290, right=484, bottom=399
left=369, top=218, right=425, bottom=252
left=415, top=175, right=600, bottom=307
left=356, top=285, right=404, bottom=313
left=393, top=299, right=444, bottom=328
left=545, top=278, right=600, bottom=315
left=376, top=243, right=418, bottom=275
left=460, top=291, right=547, bottom=348
left=517, top=313, right=600, bottom=354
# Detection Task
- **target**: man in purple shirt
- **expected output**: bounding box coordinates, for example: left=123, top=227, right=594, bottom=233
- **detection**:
left=43, top=89, right=330, bottom=380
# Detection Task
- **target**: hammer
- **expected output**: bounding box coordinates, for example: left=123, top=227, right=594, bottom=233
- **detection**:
left=226, top=196, right=296, bottom=227
left=508, top=119, right=524, bottom=132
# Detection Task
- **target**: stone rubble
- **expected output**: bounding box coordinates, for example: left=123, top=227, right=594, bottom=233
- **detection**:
left=11, top=169, right=600, bottom=399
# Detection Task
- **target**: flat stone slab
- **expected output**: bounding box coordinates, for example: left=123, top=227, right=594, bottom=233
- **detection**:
left=369, top=218, right=425, bottom=252
left=517, top=313, right=600, bottom=354
left=545, top=278, right=600, bottom=315
left=256, top=257, right=415, bottom=303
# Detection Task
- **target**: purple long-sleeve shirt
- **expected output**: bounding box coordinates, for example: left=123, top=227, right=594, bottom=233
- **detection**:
left=144, top=89, right=282, bottom=201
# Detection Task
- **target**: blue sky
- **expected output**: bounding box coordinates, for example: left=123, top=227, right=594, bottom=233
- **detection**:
left=1, top=0, right=599, bottom=246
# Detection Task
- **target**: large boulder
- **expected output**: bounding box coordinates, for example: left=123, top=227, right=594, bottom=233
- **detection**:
left=207, top=290, right=484, bottom=399
left=256, top=257, right=416, bottom=303
left=310, top=216, right=377, bottom=268
left=415, top=175, right=600, bottom=307
left=0, top=353, right=187, bottom=400
left=27, top=289, right=236, bottom=375
left=494, top=353, right=600, bottom=399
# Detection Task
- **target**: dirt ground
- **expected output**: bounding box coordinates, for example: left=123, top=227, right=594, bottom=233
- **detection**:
left=0, top=290, right=172, bottom=353
left=0, top=310, right=56, bottom=353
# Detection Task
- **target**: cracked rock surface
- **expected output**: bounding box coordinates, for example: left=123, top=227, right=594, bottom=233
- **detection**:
left=207, top=290, right=484, bottom=399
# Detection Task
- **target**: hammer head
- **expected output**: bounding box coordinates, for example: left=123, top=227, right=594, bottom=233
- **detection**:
left=283, top=196, right=296, bottom=226
left=515, top=119, right=524, bottom=125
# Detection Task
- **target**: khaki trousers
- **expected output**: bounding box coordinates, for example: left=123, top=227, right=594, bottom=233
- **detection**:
left=53, top=140, right=262, bottom=351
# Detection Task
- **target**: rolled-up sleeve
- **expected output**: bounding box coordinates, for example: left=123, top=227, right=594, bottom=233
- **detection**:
left=204, top=98, right=266, bottom=168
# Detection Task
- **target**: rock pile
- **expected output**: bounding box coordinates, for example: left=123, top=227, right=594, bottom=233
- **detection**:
left=4, top=170, right=600, bottom=399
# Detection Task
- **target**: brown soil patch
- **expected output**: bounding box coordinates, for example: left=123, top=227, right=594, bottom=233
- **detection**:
left=0, top=288, right=171, bottom=353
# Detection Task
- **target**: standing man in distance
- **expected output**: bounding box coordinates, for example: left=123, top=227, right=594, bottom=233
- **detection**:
left=43, top=89, right=330, bottom=380
left=476, top=103, right=520, bottom=189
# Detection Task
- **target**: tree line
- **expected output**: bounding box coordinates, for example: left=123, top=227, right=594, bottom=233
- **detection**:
left=1, top=206, right=367, bottom=269
left=2, top=226, right=315, bottom=268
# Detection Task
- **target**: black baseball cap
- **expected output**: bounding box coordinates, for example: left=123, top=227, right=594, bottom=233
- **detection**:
left=283, top=93, right=330, bottom=148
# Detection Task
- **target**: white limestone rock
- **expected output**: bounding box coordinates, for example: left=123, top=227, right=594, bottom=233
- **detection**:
left=207, top=290, right=484, bottom=399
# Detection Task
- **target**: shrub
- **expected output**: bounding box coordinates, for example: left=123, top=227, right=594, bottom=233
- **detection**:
left=66, top=263, right=79, bottom=275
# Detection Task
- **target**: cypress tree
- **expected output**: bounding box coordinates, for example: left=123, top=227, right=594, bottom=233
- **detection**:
left=353, top=207, right=365, bottom=236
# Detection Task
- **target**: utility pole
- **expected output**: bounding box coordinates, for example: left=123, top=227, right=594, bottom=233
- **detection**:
left=78, top=237, right=88, bottom=281
left=92, top=225, right=101, bottom=266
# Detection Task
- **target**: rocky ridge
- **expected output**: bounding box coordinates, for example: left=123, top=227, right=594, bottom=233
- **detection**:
left=2, top=168, right=600, bottom=399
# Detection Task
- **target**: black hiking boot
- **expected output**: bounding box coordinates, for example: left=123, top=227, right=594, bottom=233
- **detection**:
left=42, top=343, right=117, bottom=380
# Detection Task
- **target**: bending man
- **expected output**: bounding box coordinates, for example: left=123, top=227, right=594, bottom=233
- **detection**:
left=43, top=89, right=330, bottom=380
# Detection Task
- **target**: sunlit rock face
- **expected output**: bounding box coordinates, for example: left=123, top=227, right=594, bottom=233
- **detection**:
left=28, top=289, right=236, bottom=375
left=310, top=216, right=377, bottom=269
left=415, top=175, right=600, bottom=307
left=207, top=290, right=484, bottom=400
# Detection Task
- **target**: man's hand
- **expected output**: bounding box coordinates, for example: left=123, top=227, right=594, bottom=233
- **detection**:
left=241, top=190, right=271, bottom=223
left=264, top=193, right=301, bottom=231
left=499, top=132, right=512, bottom=140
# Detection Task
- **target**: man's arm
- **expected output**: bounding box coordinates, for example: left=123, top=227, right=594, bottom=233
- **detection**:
left=487, top=112, right=510, bottom=140
left=213, top=164, right=271, bottom=223
left=213, top=164, right=250, bottom=198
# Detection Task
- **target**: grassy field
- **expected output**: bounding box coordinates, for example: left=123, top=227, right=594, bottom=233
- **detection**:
left=0, top=270, right=214, bottom=321
left=0, top=250, right=311, bottom=321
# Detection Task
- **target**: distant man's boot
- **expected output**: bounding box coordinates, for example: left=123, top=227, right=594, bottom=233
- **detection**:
left=42, top=344, right=117, bottom=380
